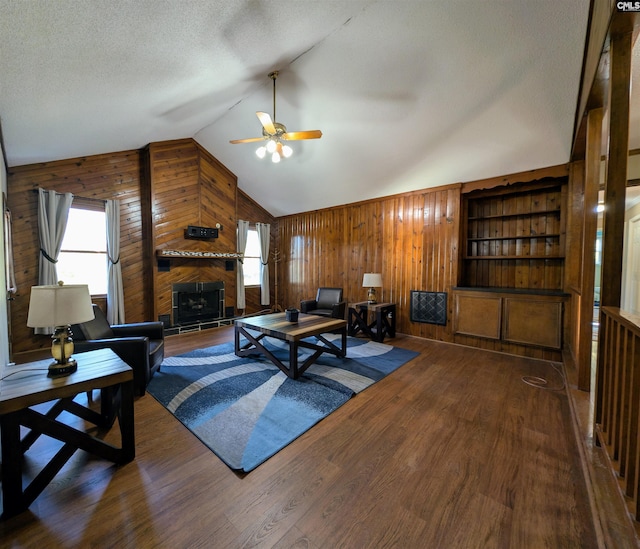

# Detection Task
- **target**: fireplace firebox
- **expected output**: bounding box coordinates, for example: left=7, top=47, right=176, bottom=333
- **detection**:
left=172, top=281, right=225, bottom=326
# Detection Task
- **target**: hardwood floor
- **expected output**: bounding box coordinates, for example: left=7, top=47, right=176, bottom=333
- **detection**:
left=1, top=327, right=599, bottom=548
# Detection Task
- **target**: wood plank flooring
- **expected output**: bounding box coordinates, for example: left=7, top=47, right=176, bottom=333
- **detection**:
left=1, top=327, right=598, bottom=548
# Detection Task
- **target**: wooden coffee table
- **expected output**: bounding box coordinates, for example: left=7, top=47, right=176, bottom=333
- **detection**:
left=234, top=312, right=347, bottom=379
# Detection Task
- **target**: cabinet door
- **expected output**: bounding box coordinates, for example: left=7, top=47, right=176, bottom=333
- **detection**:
left=454, top=294, right=502, bottom=340
left=502, top=298, right=563, bottom=349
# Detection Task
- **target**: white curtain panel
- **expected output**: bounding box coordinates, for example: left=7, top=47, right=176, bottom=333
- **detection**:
left=105, top=199, right=125, bottom=324
left=236, top=220, right=249, bottom=310
left=256, top=222, right=270, bottom=306
left=36, top=188, right=73, bottom=333
left=4, top=206, right=17, bottom=294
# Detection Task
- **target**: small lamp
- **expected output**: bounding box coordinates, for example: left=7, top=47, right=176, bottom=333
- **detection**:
left=27, top=282, right=95, bottom=377
left=362, top=273, right=383, bottom=304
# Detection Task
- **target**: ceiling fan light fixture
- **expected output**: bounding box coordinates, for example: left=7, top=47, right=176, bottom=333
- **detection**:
left=230, top=71, right=322, bottom=157
left=271, top=152, right=281, bottom=163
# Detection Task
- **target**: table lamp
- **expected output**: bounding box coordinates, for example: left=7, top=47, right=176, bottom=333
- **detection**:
left=27, top=282, right=95, bottom=377
left=362, top=273, right=383, bottom=304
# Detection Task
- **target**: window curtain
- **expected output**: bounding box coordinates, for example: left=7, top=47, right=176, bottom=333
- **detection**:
left=4, top=203, right=17, bottom=295
left=236, top=220, right=249, bottom=310
left=105, top=199, right=125, bottom=324
left=36, top=188, right=73, bottom=334
left=256, top=223, right=270, bottom=306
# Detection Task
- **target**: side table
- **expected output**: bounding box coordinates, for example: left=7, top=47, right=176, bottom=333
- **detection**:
left=348, top=302, right=396, bottom=342
left=0, top=348, right=135, bottom=519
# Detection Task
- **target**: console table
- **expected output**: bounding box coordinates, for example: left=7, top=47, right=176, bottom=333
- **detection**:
left=0, top=349, right=135, bottom=518
left=348, top=302, right=396, bottom=342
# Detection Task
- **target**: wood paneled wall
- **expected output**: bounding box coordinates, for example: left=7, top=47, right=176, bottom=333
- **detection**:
left=276, top=164, right=580, bottom=360
left=7, top=150, right=147, bottom=355
left=148, top=139, right=239, bottom=322
left=7, top=139, right=275, bottom=358
left=7, top=141, right=580, bottom=361
left=277, top=185, right=461, bottom=342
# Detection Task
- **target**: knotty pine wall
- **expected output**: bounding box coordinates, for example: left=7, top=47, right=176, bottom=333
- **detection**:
left=147, top=139, right=238, bottom=323
left=7, top=142, right=581, bottom=361
left=7, top=139, right=274, bottom=357
left=147, top=139, right=276, bottom=321
left=8, top=149, right=147, bottom=356
left=276, top=164, right=579, bottom=360
left=276, top=185, right=461, bottom=342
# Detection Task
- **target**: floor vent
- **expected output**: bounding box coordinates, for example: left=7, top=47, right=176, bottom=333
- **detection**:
left=410, top=291, right=447, bottom=325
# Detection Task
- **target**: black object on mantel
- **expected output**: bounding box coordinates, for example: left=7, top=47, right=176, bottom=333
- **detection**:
left=185, top=225, right=218, bottom=239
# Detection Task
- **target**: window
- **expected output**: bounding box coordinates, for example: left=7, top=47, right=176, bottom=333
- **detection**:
left=57, top=206, right=108, bottom=295
left=243, top=228, right=261, bottom=286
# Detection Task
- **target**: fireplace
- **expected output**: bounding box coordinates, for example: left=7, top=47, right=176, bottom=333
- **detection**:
left=172, top=281, right=225, bottom=326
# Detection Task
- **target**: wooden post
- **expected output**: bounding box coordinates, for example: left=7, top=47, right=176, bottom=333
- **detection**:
left=578, top=107, right=602, bottom=391
left=596, top=26, right=632, bottom=426
left=600, top=29, right=631, bottom=309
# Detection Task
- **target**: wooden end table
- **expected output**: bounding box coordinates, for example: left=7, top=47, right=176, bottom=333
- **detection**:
left=0, top=348, right=135, bottom=519
left=348, top=302, right=396, bottom=342
left=234, top=312, right=347, bottom=379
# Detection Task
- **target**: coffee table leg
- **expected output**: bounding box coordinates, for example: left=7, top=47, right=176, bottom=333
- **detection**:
left=290, top=341, right=299, bottom=378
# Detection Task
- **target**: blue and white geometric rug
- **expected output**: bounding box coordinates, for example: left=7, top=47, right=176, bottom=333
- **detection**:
left=147, top=335, right=419, bottom=472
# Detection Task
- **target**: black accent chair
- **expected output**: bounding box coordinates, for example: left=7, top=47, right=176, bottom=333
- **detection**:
left=71, top=305, right=164, bottom=396
left=300, top=287, right=346, bottom=319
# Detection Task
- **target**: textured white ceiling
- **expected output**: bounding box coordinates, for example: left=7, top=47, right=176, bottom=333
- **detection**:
left=0, top=0, right=623, bottom=217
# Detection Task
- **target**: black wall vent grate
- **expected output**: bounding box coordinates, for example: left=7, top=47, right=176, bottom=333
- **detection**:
left=410, top=291, right=447, bottom=325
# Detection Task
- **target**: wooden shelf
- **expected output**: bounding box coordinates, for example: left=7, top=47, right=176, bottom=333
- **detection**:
left=467, top=234, right=561, bottom=242
left=464, top=255, right=564, bottom=260
left=156, top=250, right=243, bottom=259
left=468, top=209, right=561, bottom=221
left=461, top=182, right=566, bottom=290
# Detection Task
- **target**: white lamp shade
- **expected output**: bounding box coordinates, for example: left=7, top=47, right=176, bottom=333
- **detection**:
left=27, top=284, right=95, bottom=327
left=362, top=273, right=383, bottom=287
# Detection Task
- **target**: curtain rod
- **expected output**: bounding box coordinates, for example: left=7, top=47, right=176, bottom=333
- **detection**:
left=31, top=189, right=107, bottom=202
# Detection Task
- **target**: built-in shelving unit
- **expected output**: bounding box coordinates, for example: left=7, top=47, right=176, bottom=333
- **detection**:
left=454, top=179, right=568, bottom=356
left=461, top=180, right=566, bottom=289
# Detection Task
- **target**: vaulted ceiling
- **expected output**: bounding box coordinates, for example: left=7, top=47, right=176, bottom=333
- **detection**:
left=1, top=1, right=636, bottom=217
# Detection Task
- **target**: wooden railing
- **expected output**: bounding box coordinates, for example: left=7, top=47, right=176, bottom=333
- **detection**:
left=595, top=306, right=640, bottom=521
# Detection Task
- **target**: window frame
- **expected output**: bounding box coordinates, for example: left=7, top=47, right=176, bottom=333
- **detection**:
left=242, top=227, right=262, bottom=288
left=57, top=198, right=108, bottom=297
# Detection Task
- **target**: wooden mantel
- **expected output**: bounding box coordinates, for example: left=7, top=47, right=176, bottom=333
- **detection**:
left=156, top=250, right=243, bottom=259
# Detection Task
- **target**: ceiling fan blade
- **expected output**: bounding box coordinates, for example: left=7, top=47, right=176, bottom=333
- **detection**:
left=229, top=137, right=266, bottom=144
left=282, top=130, right=323, bottom=141
left=256, top=112, right=276, bottom=135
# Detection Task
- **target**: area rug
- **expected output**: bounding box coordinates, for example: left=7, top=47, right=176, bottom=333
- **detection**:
left=147, top=335, right=418, bottom=472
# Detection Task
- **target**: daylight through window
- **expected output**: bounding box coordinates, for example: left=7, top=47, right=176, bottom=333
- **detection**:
left=243, top=228, right=261, bottom=286
left=57, top=207, right=108, bottom=295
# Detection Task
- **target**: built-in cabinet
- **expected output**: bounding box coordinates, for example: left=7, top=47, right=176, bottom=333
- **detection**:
left=454, top=179, right=568, bottom=357
left=453, top=288, right=566, bottom=350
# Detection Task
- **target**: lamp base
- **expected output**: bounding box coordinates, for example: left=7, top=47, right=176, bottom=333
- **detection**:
left=367, top=287, right=377, bottom=304
left=48, top=358, right=77, bottom=377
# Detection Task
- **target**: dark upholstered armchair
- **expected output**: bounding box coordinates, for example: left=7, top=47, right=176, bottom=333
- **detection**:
left=300, top=287, right=346, bottom=319
left=71, top=305, right=164, bottom=396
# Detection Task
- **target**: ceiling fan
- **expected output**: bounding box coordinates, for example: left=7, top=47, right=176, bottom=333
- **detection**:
left=229, top=71, right=322, bottom=163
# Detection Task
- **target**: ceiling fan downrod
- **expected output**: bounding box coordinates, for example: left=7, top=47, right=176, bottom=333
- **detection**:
left=269, top=71, right=279, bottom=122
